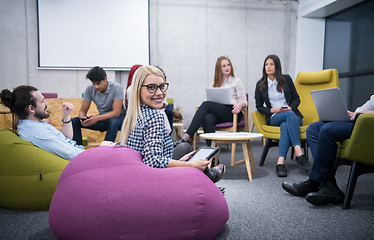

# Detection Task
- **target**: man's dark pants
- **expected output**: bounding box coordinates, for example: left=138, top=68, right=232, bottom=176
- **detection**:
left=307, top=121, right=354, bottom=184
left=72, top=113, right=125, bottom=145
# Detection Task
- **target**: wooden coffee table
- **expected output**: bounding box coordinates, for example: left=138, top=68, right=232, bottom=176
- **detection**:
left=199, top=132, right=263, bottom=181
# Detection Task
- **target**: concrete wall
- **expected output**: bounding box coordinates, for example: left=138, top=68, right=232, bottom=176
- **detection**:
left=0, top=0, right=298, bottom=127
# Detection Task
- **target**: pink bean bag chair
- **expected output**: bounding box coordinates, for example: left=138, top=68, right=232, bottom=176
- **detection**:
left=49, top=145, right=229, bottom=240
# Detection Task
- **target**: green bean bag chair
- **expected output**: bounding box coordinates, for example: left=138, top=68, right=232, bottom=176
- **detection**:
left=0, top=128, right=69, bottom=210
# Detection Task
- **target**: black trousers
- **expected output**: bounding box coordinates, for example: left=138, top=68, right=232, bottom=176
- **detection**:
left=186, top=101, right=242, bottom=146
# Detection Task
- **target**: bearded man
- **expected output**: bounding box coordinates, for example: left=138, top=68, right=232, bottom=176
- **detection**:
left=0, top=85, right=83, bottom=160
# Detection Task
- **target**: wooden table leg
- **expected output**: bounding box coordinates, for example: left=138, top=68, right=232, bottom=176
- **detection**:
left=242, top=141, right=253, bottom=181
left=230, top=143, right=236, bottom=166
left=245, top=140, right=256, bottom=174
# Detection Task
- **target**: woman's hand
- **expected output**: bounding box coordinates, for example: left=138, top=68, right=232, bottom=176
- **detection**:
left=271, top=105, right=290, bottom=113
left=179, top=151, right=195, bottom=162
left=280, top=105, right=291, bottom=111
left=271, top=107, right=282, bottom=113
left=232, top=102, right=245, bottom=114
left=189, top=158, right=210, bottom=171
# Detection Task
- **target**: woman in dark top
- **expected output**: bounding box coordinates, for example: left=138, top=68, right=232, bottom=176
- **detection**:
left=254, top=54, right=311, bottom=177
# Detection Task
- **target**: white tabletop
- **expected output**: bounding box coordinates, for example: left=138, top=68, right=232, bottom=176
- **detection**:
left=200, top=132, right=263, bottom=140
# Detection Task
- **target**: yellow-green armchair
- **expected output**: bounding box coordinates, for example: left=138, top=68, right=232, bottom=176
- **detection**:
left=252, top=69, right=339, bottom=166
left=336, top=114, right=374, bottom=209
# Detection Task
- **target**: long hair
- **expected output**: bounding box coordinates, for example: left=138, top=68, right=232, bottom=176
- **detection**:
left=0, top=85, right=37, bottom=119
left=258, top=54, right=285, bottom=92
left=213, top=56, right=235, bottom=87
left=120, top=66, right=166, bottom=145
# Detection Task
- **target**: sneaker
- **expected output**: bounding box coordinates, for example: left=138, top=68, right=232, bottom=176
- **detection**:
left=295, top=154, right=312, bottom=171
left=218, top=186, right=225, bottom=195
left=276, top=164, right=288, bottom=177
left=211, top=164, right=226, bottom=183
left=173, top=138, right=185, bottom=148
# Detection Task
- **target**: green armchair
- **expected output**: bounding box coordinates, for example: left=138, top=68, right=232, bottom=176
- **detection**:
left=252, top=69, right=339, bottom=166
left=336, top=114, right=374, bottom=209
left=0, top=128, right=69, bottom=210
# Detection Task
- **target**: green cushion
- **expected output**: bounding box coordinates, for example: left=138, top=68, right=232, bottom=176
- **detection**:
left=0, top=128, right=69, bottom=210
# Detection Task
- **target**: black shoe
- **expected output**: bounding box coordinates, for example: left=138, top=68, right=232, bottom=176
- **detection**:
left=295, top=154, right=312, bottom=171
left=276, top=164, right=288, bottom=177
left=210, top=164, right=226, bottom=183
left=173, top=138, right=185, bottom=148
left=306, top=178, right=345, bottom=206
left=282, top=180, right=319, bottom=197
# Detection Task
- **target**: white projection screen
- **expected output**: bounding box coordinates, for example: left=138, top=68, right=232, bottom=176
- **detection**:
left=37, top=0, right=149, bottom=69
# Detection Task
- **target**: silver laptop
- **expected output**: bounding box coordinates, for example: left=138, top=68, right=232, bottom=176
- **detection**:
left=206, top=88, right=232, bottom=105
left=310, top=87, right=351, bottom=121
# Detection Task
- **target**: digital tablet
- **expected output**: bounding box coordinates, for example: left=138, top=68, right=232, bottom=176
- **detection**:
left=189, top=146, right=219, bottom=161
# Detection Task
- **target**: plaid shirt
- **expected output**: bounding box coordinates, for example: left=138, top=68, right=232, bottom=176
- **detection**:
left=126, top=104, right=173, bottom=168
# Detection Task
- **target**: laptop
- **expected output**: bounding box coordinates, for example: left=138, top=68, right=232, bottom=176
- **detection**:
left=310, top=87, right=351, bottom=121
left=206, top=88, right=232, bottom=105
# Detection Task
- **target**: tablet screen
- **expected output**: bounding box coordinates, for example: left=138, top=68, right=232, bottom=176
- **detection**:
left=190, top=147, right=218, bottom=161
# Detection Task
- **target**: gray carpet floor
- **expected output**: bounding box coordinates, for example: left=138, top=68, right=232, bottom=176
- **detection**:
left=1, top=138, right=374, bottom=240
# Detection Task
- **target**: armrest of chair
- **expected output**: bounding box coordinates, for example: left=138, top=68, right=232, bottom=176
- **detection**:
left=337, top=114, right=374, bottom=165
left=251, top=111, right=266, bottom=134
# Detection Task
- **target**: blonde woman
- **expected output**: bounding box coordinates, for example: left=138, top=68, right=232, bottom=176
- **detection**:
left=119, top=65, right=225, bottom=183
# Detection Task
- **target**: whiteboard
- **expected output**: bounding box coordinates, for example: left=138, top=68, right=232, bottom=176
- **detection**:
left=37, top=0, right=149, bottom=69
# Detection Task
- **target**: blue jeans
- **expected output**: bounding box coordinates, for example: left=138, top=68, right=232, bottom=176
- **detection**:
left=72, top=113, right=125, bottom=145
left=269, top=111, right=303, bottom=158
left=307, top=121, right=354, bottom=183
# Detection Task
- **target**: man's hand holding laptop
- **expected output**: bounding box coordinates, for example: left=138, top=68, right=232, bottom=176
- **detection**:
left=348, top=109, right=374, bottom=120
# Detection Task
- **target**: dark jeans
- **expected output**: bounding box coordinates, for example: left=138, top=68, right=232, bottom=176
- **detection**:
left=307, top=121, right=354, bottom=183
left=186, top=101, right=242, bottom=146
left=172, top=142, right=218, bottom=182
left=72, top=113, right=125, bottom=145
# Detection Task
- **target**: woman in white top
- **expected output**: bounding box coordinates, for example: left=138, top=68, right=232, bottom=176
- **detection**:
left=255, top=54, right=311, bottom=177
left=174, top=56, right=247, bottom=146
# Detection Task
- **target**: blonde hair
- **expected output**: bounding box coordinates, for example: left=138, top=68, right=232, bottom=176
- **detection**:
left=120, top=65, right=166, bottom=145
left=213, top=56, right=235, bottom=87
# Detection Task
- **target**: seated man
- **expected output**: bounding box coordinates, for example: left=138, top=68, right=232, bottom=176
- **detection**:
left=0, top=85, right=83, bottom=160
left=282, top=94, right=374, bottom=206
left=72, top=66, right=126, bottom=145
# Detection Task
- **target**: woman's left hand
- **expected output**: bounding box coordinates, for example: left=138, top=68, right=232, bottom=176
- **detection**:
left=179, top=151, right=195, bottom=162
left=280, top=105, right=291, bottom=111
left=232, top=102, right=245, bottom=114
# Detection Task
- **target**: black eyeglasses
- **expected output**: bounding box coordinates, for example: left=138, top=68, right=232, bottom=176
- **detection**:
left=141, top=83, right=169, bottom=93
